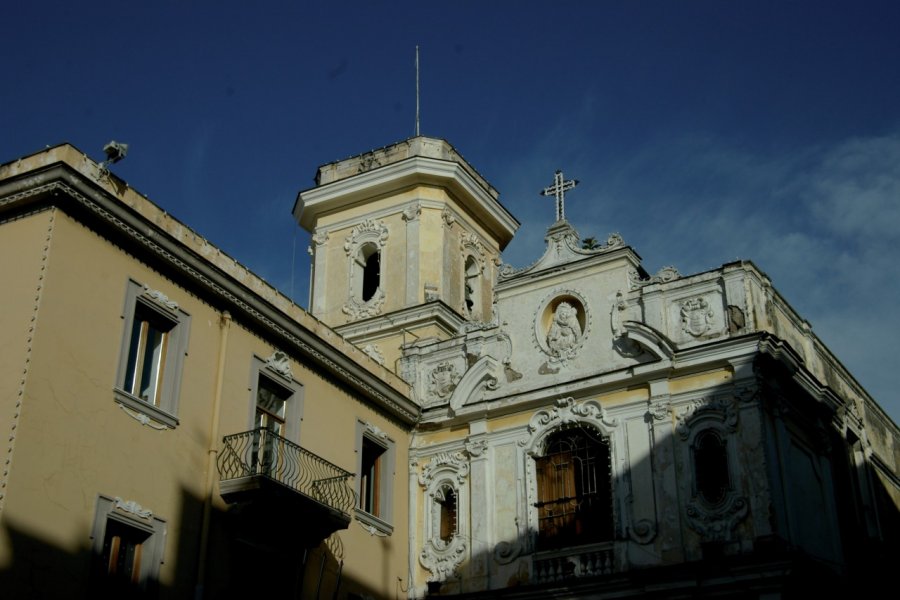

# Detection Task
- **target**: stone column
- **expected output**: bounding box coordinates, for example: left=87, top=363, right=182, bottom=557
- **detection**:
left=465, top=421, right=490, bottom=592
left=402, top=203, right=421, bottom=306
left=310, top=229, right=328, bottom=315
left=647, top=379, right=684, bottom=564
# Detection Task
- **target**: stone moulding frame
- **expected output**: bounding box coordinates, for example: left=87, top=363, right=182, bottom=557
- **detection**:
left=519, top=398, right=619, bottom=553
left=418, top=451, right=470, bottom=582
left=532, top=288, right=591, bottom=364
left=676, top=396, right=748, bottom=542
left=342, top=218, right=389, bottom=319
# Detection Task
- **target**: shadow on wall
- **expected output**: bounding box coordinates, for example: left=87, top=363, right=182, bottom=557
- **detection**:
left=0, top=486, right=391, bottom=599
left=415, top=360, right=900, bottom=600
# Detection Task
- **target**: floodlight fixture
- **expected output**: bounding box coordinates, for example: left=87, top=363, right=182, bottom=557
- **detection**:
left=103, top=141, right=128, bottom=164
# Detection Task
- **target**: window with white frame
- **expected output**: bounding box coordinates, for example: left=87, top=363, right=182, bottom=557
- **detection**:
left=114, top=280, right=190, bottom=428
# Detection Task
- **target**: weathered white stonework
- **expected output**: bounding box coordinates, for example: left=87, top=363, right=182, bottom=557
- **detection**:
left=264, top=350, right=293, bottom=380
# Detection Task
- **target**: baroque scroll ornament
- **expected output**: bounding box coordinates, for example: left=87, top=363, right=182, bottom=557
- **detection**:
left=523, top=397, right=616, bottom=447
left=418, top=451, right=469, bottom=488
left=343, top=218, right=388, bottom=256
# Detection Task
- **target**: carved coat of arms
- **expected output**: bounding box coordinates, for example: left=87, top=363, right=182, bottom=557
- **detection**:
left=429, top=362, right=461, bottom=399
left=681, top=297, right=714, bottom=337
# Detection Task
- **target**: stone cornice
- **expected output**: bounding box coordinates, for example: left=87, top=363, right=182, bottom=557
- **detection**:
left=335, top=300, right=467, bottom=343
left=420, top=334, right=767, bottom=427
left=0, top=157, right=418, bottom=426
left=295, top=154, right=518, bottom=249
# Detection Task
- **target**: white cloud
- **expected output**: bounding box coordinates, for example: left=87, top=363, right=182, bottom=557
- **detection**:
left=490, top=121, right=900, bottom=422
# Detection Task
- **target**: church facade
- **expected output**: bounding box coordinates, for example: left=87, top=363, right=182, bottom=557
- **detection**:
left=295, top=137, right=899, bottom=597
left=0, top=136, right=897, bottom=598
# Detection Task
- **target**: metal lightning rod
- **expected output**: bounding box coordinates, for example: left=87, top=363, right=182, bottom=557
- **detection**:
left=415, top=45, right=420, bottom=136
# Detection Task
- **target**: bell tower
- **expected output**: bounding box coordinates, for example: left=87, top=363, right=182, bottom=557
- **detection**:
left=294, top=136, right=519, bottom=372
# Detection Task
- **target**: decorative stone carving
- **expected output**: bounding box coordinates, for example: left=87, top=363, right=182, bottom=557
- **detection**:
left=685, top=495, right=748, bottom=542
left=114, top=497, right=153, bottom=519
left=628, top=519, right=657, bottom=544
left=681, top=297, right=714, bottom=337
left=649, top=399, right=672, bottom=421
left=420, top=538, right=468, bottom=582
left=441, top=208, right=456, bottom=228
left=343, top=218, right=389, bottom=256
left=459, top=232, right=486, bottom=264
left=547, top=301, right=582, bottom=360
left=419, top=451, right=469, bottom=488
left=534, top=292, right=590, bottom=369
left=362, top=421, right=389, bottom=441
left=141, top=286, right=178, bottom=311
left=424, top=283, right=439, bottom=302
left=342, top=288, right=385, bottom=319
left=356, top=152, right=382, bottom=173
left=429, top=362, right=461, bottom=399
left=312, top=229, right=329, bottom=246
left=675, top=396, right=739, bottom=440
left=497, top=261, right=524, bottom=279
left=118, top=403, right=169, bottom=430
left=402, top=202, right=421, bottom=222
left=418, top=451, right=470, bottom=582
left=523, top=398, right=617, bottom=447
left=264, top=350, right=293, bottom=380
left=362, top=344, right=384, bottom=365
left=464, top=437, right=488, bottom=458
left=493, top=540, right=524, bottom=565
left=629, top=265, right=680, bottom=290
left=676, top=396, right=750, bottom=542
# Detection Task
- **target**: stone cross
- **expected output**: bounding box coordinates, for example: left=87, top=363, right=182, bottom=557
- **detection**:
left=540, top=170, right=579, bottom=222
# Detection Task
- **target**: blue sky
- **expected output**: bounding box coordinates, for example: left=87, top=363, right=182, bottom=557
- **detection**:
left=3, top=1, right=898, bottom=421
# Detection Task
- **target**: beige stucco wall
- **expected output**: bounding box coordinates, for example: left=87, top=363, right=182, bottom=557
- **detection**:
left=0, top=208, right=412, bottom=597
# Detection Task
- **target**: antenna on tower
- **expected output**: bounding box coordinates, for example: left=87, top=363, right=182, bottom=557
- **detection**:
left=415, top=45, right=420, bottom=137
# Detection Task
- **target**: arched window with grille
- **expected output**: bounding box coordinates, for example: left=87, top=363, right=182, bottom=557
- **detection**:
left=534, top=428, right=613, bottom=550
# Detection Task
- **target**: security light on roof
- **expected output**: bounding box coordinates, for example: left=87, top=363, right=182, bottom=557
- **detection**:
left=102, top=141, right=128, bottom=164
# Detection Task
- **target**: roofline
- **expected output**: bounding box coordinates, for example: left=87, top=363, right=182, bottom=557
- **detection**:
left=0, top=147, right=419, bottom=426
left=295, top=154, right=519, bottom=249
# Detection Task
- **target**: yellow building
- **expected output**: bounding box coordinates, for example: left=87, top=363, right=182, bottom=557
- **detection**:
left=0, top=144, right=416, bottom=598
left=1, top=137, right=898, bottom=599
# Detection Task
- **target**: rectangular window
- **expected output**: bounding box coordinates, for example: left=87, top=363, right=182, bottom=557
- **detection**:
left=90, top=495, right=167, bottom=595
left=360, top=437, right=386, bottom=515
left=123, top=304, right=173, bottom=407
left=114, top=280, right=190, bottom=428
left=355, top=421, right=395, bottom=535
left=101, top=518, right=148, bottom=587
left=535, top=429, right=612, bottom=550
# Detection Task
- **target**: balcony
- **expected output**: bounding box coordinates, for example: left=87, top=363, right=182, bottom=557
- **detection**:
left=217, top=428, right=355, bottom=542
left=532, top=542, right=616, bottom=583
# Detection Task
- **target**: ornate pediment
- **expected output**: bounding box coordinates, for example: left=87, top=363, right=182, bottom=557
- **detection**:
left=498, top=221, right=625, bottom=281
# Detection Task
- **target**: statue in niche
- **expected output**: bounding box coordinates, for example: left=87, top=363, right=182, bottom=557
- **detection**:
left=547, top=301, right=582, bottom=359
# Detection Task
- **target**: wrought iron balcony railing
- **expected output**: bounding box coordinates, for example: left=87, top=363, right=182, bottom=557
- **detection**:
left=217, top=428, right=355, bottom=517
